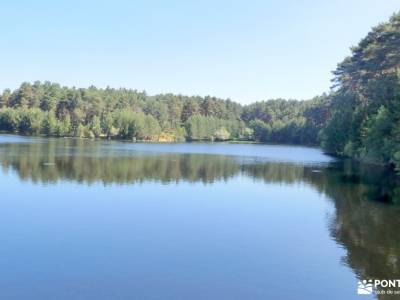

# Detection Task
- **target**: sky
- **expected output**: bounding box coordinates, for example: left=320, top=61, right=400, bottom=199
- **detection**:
left=0, top=0, right=399, bottom=104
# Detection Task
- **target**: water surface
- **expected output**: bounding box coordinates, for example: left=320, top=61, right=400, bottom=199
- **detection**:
left=0, top=135, right=398, bottom=300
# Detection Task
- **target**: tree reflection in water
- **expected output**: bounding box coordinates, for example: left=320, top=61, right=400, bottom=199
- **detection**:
left=0, top=137, right=399, bottom=297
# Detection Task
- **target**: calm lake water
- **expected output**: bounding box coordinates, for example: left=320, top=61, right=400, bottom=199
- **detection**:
left=0, top=135, right=399, bottom=300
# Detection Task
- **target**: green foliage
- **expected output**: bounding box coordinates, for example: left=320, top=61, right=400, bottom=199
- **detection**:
left=0, top=108, right=21, bottom=131
left=332, top=13, right=400, bottom=91
left=321, top=110, right=352, bottom=154
left=0, top=12, right=398, bottom=173
left=90, top=116, right=102, bottom=138
left=214, top=127, right=230, bottom=141
left=242, top=127, right=254, bottom=140
left=42, top=113, right=58, bottom=136
left=0, top=89, right=11, bottom=108
left=1, top=13, right=397, bottom=159
left=0, top=82, right=254, bottom=142
left=364, top=106, right=393, bottom=163
left=185, top=114, right=243, bottom=141
left=173, top=126, right=187, bottom=142
left=0, top=79, right=330, bottom=145
left=185, top=114, right=208, bottom=140
left=75, top=123, right=86, bottom=138
left=322, top=12, right=400, bottom=170
left=56, top=115, right=71, bottom=137
left=102, top=113, right=114, bottom=138
left=249, top=119, right=270, bottom=142
left=18, top=109, right=44, bottom=134
left=143, top=114, right=161, bottom=139
left=243, top=97, right=329, bottom=144
left=114, top=110, right=145, bottom=140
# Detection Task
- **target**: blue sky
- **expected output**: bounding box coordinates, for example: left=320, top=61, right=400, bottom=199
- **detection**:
left=1, top=0, right=399, bottom=103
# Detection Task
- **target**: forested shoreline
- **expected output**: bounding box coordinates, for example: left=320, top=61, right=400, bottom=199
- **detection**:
left=0, top=12, right=399, bottom=169
left=322, top=12, right=400, bottom=171
left=0, top=83, right=328, bottom=144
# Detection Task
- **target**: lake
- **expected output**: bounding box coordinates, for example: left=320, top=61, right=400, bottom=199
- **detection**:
left=0, top=135, right=399, bottom=300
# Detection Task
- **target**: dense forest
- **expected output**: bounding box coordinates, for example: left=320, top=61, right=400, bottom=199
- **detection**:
left=0, top=82, right=326, bottom=144
left=321, top=12, right=400, bottom=170
left=0, top=12, right=399, bottom=169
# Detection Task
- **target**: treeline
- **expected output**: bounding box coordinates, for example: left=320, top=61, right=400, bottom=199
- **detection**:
left=243, top=96, right=329, bottom=144
left=0, top=12, right=399, bottom=168
left=0, top=82, right=326, bottom=144
left=0, top=84, right=244, bottom=141
left=321, top=12, right=400, bottom=170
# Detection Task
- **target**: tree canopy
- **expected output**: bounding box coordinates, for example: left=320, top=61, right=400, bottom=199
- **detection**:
left=1, top=11, right=399, bottom=170
left=322, top=12, right=400, bottom=170
left=0, top=81, right=326, bottom=144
